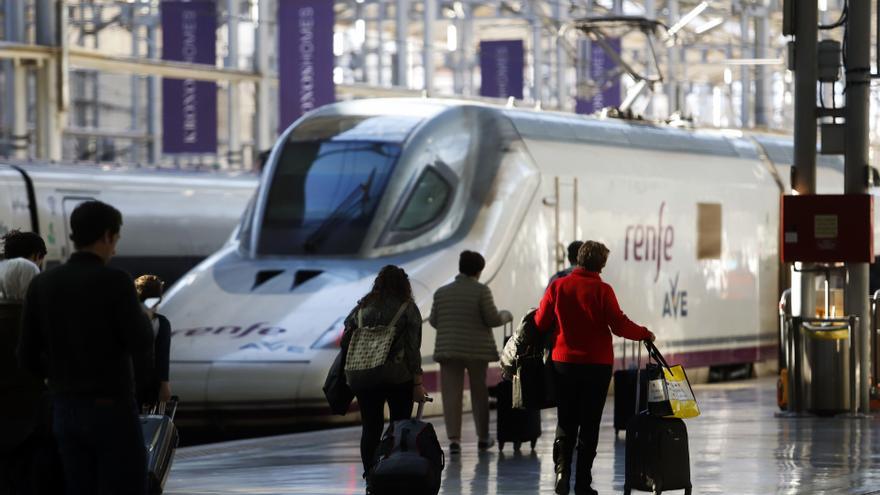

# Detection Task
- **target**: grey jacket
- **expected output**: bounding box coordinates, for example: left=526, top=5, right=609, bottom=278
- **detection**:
left=341, top=297, right=423, bottom=382
left=430, top=274, right=504, bottom=363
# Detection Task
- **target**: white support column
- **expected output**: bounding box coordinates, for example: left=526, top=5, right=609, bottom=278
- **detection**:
left=754, top=13, right=770, bottom=127
left=395, top=0, right=409, bottom=87
left=254, top=0, right=274, bottom=158
left=35, top=0, right=62, bottom=161
left=5, top=0, right=27, bottom=158
left=643, top=0, right=655, bottom=117
left=554, top=0, right=566, bottom=109
left=130, top=5, right=141, bottom=163
left=423, top=0, right=436, bottom=94
left=461, top=4, right=474, bottom=95
left=531, top=10, right=542, bottom=105
left=666, top=0, right=679, bottom=115
left=377, top=3, right=385, bottom=86
left=452, top=15, right=463, bottom=94
left=227, top=0, right=241, bottom=168
left=740, top=10, right=751, bottom=128
left=147, top=3, right=160, bottom=164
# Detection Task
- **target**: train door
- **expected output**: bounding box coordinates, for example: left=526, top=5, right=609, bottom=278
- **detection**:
left=0, top=166, right=33, bottom=236
left=550, top=176, right=579, bottom=274
left=60, top=196, right=96, bottom=259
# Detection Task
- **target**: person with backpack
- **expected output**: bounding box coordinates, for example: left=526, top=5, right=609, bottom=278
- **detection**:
left=535, top=241, right=655, bottom=495
left=341, top=265, right=426, bottom=488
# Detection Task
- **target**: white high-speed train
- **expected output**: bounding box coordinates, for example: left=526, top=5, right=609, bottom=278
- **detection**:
left=0, top=163, right=257, bottom=283
left=160, top=98, right=872, bottom=427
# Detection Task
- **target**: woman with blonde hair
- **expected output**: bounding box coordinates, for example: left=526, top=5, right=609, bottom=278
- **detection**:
left=134, top=275, right=172, bottom=406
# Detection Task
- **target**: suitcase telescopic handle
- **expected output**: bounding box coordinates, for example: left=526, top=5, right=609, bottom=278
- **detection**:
left=503, top=320, right=513, bottom=340
left=416, top=395, right=433, bottom=420
left=155, top=396, right=179, bottom=421
left=634, top=343, right=643, bottom=415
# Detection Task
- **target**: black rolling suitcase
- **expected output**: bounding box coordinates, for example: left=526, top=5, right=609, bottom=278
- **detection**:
left=369, top=397, right=445, bottom=495
left=141, top=397, right=180, bottom=495
left=496, top=320, right=541, bottom=452
left=496, top=378, right=541, bottom=452
left=624, top=343, right=692, bottom=495
left=614, top=341, right=647, bottom=435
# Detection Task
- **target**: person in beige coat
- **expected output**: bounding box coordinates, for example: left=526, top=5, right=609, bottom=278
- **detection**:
left=430, top=250, right=512, bottom=454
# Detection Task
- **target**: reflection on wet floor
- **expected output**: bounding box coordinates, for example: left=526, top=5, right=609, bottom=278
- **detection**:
left=164, top=378, right=880, bottom=494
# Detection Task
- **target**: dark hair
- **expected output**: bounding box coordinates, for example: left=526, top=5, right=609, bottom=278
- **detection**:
left=2, top=230, right=47, bottom=260
left=567, top=241, right=584, bottom=265
left=360, top=265, right=413, bottom=305
left=135, top=274, right=165, bottom=302
left=69, top=201, right=123, bottom=249
left=459, top=250, right=486, bottom=277
left=577, top=240, right=610, bottom=273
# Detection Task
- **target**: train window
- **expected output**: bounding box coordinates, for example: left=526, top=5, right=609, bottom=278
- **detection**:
left=258, top=140, right=402, bottom=255
left=697, top=203, right=722, bottom=260
left=289, top=115, right=423, bottom=143
left=393, top=168, right=452, bottom=232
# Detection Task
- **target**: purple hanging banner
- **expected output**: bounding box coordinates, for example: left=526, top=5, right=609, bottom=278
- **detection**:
left=479, top=40, right=524, bottom=99
left=161, top=0, right=217, bottom=154
left=278, top=0, right=335, bottom=131
left=576, top=38, right=622, bottom=114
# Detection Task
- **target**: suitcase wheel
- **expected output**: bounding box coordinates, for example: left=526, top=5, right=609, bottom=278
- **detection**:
left=498, top=441, right=505, bottom=452
left=530, top=439, right=537, bottom=450
left=513, top=441, right=522, bottom=451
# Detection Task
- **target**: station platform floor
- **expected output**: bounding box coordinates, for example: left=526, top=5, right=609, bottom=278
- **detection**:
left=164, top=377, right=880, bottom=495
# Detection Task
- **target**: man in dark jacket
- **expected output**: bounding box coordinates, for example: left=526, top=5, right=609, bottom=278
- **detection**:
left=18, top=201, right=154, bottom=495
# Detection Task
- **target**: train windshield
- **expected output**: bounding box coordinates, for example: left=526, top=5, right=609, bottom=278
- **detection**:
left=257, top=115, right=421, bottom=255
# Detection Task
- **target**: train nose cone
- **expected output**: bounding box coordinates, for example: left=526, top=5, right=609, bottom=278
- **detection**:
left=161, top=250, right=372, bottom=406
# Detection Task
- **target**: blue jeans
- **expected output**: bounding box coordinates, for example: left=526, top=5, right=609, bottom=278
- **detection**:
left=52, top=396, right=146, bottom=495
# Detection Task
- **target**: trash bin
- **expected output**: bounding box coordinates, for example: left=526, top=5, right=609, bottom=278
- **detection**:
left=802, top=323, right=851, bottom=415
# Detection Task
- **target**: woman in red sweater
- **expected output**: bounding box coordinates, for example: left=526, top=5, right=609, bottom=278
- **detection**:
left=535, top=241, right=655, bottom=495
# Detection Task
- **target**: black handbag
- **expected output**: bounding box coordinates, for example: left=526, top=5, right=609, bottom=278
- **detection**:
left=512, top=348, right=557, bottom=410
left=323, top=349, right=355, bottom=415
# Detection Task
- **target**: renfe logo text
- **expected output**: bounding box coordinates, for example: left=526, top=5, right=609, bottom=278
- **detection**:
left=624, top=202, right=674, bottom=283
left=171, top=322, right=287, bottom=339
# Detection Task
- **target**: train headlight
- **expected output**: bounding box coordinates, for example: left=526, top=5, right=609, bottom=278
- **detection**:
left=311, top=318, right=345, bottom=349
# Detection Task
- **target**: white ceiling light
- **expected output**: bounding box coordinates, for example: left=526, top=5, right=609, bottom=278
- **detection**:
left=447, top=25, right=458, bottom=52
left=667, top=1, right=710, bottom=37
left=333, top=32, right=344, bottom=56
left=353, top=19, right=366, bottom=48
left=818, top=0, right=828, bottom=11
left=695, top=17, right=724, bottom=34
left=722, top=58, right=785, bottom=66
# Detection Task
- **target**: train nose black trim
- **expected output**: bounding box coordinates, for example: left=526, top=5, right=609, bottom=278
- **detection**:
left=253, top=270, right=284, bottom=290
left=292, top=270, right=323, bottom=289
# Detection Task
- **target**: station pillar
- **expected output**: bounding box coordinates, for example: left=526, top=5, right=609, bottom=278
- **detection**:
left=844, top=0, right=872, bottom=414
left=35, top=0, right=64, bottom=161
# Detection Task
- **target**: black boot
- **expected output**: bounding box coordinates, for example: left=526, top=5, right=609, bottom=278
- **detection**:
left=553, top=437, right=574, bottom=495
left=574, top=440, right=598, bottom=495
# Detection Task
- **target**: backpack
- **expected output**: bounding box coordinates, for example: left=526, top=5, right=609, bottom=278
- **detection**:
left=344, top=301, right=409, bottom=391
left=368, top=403, right=444, bottom=495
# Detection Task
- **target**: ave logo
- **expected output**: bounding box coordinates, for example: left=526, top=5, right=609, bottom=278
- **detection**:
left=663, top=273, right=688, bottom=318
